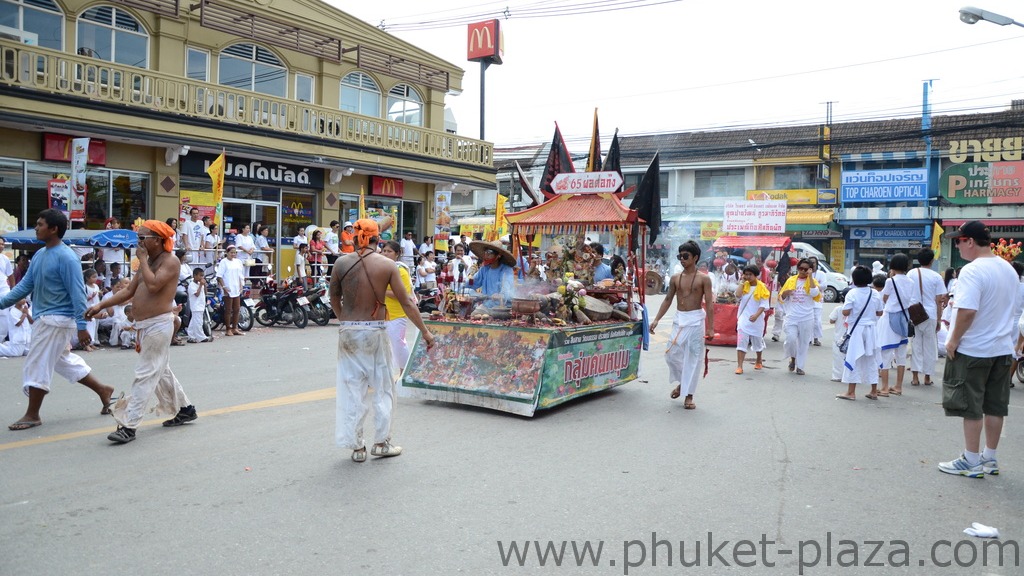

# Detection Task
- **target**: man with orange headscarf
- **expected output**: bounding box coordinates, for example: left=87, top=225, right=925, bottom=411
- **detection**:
left=330, top=218, right=436, bottom=462
left=87, top=220, right=197, bottom=444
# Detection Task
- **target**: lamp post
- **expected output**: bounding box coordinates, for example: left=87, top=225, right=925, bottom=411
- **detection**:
left=959, top=6, right=1024, bottom=27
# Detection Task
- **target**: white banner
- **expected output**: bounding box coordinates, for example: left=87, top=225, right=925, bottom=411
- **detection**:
left=70, top=137, right=89, bottom=222
left=723, top=200, right=787, bottom=233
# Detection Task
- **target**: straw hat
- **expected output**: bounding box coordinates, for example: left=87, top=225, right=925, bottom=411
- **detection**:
left=469, top=239, right=515, bottom=267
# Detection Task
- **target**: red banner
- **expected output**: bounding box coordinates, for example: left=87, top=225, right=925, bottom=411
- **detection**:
left=43, top=134, right=107, bottom=165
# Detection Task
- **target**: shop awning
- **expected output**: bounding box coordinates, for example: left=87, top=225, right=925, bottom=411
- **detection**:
left=941, top=219, right=1024, bottom=227
left=712, top=236, right=791, bottom=250
left=786, top=209, right=835, bottom=225
left=5, top=228, right=137, bottom=247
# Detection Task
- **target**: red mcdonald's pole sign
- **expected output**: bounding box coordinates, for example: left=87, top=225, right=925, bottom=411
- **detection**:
left=467, top=20, right=503, bottom=64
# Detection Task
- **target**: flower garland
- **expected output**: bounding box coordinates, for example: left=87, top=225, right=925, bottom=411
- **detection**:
left=991, top=238, right=1022, bottom=263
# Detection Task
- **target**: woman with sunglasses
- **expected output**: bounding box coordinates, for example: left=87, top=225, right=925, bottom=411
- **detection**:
left=779, top=258, right=821, bottom=375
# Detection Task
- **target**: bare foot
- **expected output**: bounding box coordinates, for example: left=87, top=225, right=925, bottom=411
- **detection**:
left=98, top=384, right=115, bottom=414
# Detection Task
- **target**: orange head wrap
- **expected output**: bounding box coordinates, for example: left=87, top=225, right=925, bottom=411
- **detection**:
left=353, top=218, right=379, bottom=249
left=142, top=219, right=175, bottom=253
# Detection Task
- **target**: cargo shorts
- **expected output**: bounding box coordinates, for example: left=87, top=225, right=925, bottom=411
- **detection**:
left=942, top=352, right=1011, bottom=420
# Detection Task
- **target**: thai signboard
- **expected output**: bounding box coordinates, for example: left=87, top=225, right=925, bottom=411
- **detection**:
left=948, top=137, right=1022, bottom=163
left=723, top=200, right=787, bottom=234
left=746, top=189, right=818, bottom=205
left=940, top=162, right=1024, bottom=204
left=840, top=169, right=928, bottom=203
left=550, top=171, right=623, bottom=194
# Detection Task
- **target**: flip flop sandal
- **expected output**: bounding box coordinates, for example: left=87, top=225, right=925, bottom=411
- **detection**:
left=876, top=391, right=890, bottom=397
left=890, top=390, right=903, bottom=396
left=788, top=359, right=796, bottom=372
left=835, top=395, right=856, bottom=401
left=865, top=394, right=878, bottom=400
left=351, top=449, right=367, bottom=463
left=684, top=401, right=696, bottom=410
left=795, top=369, right=805, bottom=376
left=670, top=386, right=681, bottom=399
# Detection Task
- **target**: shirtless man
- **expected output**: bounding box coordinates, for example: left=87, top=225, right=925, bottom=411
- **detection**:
left=330, top=218, right=436, bottom=463
left=650, top=240, right=715, bottom=410
left=87, top=220, right=197, bottom=444
left=1, top=209, right=113, bottom=430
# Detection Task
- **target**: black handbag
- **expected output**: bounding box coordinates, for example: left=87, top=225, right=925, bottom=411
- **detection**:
left=839, top=292, right=871, bottom=354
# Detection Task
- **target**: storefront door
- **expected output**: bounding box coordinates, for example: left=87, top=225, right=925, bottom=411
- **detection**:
left=223, top=200, right=281, bottom=275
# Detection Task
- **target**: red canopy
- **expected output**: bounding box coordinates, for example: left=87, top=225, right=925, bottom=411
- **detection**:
left=712, top=235, right=791, bottom=250
left=504, top=192, right=639, bottom=234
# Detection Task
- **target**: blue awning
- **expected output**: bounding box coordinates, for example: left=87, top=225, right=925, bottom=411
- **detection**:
left=6, top=228, right=137, bottom=247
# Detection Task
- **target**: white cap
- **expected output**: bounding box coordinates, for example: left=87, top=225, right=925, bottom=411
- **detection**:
left=344, top=221, right=353, bottom=228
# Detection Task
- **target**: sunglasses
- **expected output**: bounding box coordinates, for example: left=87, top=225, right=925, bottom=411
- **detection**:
left=798, top=267, right=810, bottom=271
left=484, top=249, right=498, bottom=255
left=137, top=235, right=158, bottom=240
left=678, top=253, right=693, bottom=260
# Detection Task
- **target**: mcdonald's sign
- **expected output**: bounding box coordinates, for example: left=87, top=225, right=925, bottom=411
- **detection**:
left=467, top=20, right=503, bottom=64
left=371, top=176, right=404, bottom=198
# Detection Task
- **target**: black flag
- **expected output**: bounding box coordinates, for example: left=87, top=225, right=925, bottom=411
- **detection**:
left=629, top=153, right=661, bottom=246
left=603, top=129, right=621, bottom=182
left=539, top=122, right=575, bottom=197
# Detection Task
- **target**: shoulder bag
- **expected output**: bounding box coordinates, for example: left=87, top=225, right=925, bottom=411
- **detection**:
left=890, top=279, right=916, bottom=338
left=907, top=270, right=929, bottom=326
left=838, top=292, right=871, bottom=354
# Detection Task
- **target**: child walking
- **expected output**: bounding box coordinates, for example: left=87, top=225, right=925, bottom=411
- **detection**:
left=829, top=305, right=846, bottom=382
left=836, top=266, right=885, bottom=401
left=186, top=267, right=210, bottom=343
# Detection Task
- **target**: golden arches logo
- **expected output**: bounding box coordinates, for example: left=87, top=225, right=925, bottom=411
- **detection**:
left=469, top=26, right=493, bottom=52
left=380, top=178, right=398, bottom=197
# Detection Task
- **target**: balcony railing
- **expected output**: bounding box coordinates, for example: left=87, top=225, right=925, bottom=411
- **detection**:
left=0, top=39, right=492, bottom=169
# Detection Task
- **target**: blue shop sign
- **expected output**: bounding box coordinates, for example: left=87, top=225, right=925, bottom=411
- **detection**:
left=849, top=226, right=929, bottom=241
left=840, top=169, right=928, bottom=203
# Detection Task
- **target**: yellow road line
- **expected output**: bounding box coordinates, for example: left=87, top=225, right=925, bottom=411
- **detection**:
left=0, top=387, right=336, bottom=452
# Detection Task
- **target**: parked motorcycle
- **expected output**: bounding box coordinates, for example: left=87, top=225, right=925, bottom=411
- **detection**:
left=416, top=285, right=441, bottom=314
left=254, top=277, right=308, bottom=328
left=302, top=277, right=332, bottom=326
left=207, top=278, right=254, bottom=332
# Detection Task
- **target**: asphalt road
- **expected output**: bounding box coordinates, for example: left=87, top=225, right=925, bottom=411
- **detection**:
left=1, top=297, right=1021, bottom=575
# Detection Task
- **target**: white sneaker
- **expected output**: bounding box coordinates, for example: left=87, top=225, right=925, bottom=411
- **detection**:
left=980, top=457, right=999, bottom=476
left=938, top=454, right=984, bottom=478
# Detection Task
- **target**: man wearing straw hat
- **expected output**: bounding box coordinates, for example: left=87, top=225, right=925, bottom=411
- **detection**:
left=87, top=219, right=197, bottom=444
left=469, top=240, right=516, bottom=307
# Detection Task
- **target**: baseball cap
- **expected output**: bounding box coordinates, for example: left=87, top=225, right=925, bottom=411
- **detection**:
left=945, top=220, right=991, bottom=244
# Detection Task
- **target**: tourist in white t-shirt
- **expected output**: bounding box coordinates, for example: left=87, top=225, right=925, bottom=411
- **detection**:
left=907, top=249, right=948, bottom=386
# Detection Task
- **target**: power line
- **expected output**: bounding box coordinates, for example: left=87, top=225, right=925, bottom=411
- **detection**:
left=378, top=0, right=683, bottom=31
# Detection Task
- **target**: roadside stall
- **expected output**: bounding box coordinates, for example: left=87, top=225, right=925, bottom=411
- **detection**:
left=401, top=192, right=647, bottom=416
left=706, top=235, right=790, bottom=347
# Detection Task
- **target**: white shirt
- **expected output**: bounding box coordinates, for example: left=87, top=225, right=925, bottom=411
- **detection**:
left=419, top=242, right=432, bottom=256
left=293, top=234, right=307, bottom=248
left=400, top=238, right=417, bottom=260
left=842, top=285, right=884, bottom=329
left=954, top=256, right=1019, bottom=357
left=880, top=274, right=918, bottom=314
left=417, top=260, right=437, bottom=283
left=325, top=230, right=340, bottom=255
left=235, top=233, right=257, bottom=260
left=0, top=253, right=12, bottom=297
left=184, top=219, right=206, bottom=251
left=907, top=266, right=948, bottom=319
left=736, top=284, right=767, bottom=336
left=7, top=304, right=31, bottom=346
left=812, top=270, right=827, bottom=308
left=216, top=258, right=246, bottom=298
left=188, top=280, right=206, bottom=313
left=784, top=277, right=818, bottom=322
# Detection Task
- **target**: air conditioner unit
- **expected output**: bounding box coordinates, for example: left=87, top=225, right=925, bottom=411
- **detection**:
left=0, top=24, right=38, bottom=45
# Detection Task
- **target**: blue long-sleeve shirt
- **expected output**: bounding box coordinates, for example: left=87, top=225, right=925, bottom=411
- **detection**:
left=0, top=243, right=88, bottom=329
left=472, top=263, right=514, bottom=306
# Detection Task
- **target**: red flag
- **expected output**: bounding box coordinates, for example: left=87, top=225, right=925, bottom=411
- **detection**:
left=539, top=122, right=575, bottom=198
left=585, top=108, right=602, bottom=172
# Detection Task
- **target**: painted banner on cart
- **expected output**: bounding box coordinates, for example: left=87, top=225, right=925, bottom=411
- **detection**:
left=538, top=322, right=643, bottom=410
left=940, top=162, right=1024, bottom=204
left=401, top=323, right=551, bottom=415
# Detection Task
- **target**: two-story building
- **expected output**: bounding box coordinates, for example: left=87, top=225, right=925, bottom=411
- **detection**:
left=0, top=0, right=494, bottom=271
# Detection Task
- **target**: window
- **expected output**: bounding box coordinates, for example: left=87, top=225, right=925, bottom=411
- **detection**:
left=621, top=171, right=669, bottom=203
left=77, top=6, right=148, bottom=68
left=186, top=47, right=208, bottom=81
left=0, top=158, right=24, bottom=225
left=694, top=168, right=745, bottom=198
left=295, top=73, right=314, bottom=103
left=340, top=72, right=380, bottom=117
left=773, top=165, right=816, bottom=189
left=218, top=43, right=286, bottom=97
left=1, top=0, right=63, bottom=50
left=387, top=83, right=422, bottom=126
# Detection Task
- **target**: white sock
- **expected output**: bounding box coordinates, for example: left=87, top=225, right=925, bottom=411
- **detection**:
left=964, top=450, right=981, bottom=466
left=982, top=448, right=997, bottom=461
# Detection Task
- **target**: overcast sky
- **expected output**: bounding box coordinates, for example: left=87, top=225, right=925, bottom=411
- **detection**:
left=338, top=0, right=1024, bottom=150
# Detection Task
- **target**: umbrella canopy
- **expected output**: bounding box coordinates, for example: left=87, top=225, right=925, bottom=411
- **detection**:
left=5, top=228, right=137, bottom=248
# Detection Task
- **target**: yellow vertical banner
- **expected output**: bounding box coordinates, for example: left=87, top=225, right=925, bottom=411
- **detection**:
left=489, top=193, right=508, bottom=241
left=359, top=186, right=366, bottom=220
left=931, top=223, right=944, bottom=260
left=206, top=151, right=226, bottom=225
left=830, top=239, right=845, bottom=273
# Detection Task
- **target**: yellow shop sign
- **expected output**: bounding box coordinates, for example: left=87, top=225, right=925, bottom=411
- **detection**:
left=746, top=189, right=818, bottom=205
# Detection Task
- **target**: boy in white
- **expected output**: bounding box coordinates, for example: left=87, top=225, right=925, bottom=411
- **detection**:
left=734, top=265, right=768, bottom=374
left=907, top=248, right=948, bottom=386
left=294, top=244, right=308, bottom=285
left=186, top=268, right=209, bottom=343
left=836, top=266, right=884, bottom=400
left=828, top=306, right=846, bottom=382
left=877, top=254, right=918, bottom=396
left=98, top=278, right=131, bottom=347
left=0, top=299, right=32, bottom=357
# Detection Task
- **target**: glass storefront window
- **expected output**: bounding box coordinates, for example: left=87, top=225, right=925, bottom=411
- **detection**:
left=281, top=190, right=316, bottom=244
left=0, top=159, right=24, bottom=226
left=111, top=171, right=148, bottom=226
left=401, top=201, right=423, bottom=239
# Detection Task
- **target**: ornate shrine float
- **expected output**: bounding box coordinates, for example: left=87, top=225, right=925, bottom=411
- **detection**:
left=401, top=191, right=648, bottom=416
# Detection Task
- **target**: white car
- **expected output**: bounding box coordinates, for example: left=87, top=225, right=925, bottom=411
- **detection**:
left=814, top=260, right=849, bottom=302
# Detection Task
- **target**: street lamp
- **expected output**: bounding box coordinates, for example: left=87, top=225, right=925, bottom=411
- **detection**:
left=959, top=6, right=1024, bottom=27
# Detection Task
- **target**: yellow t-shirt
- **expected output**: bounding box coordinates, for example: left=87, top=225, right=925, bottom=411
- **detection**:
left=385, top=264, right=413, bottom=320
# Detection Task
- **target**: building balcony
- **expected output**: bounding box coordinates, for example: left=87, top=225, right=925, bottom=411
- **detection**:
left=0, top=39, right=493, bottom=177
